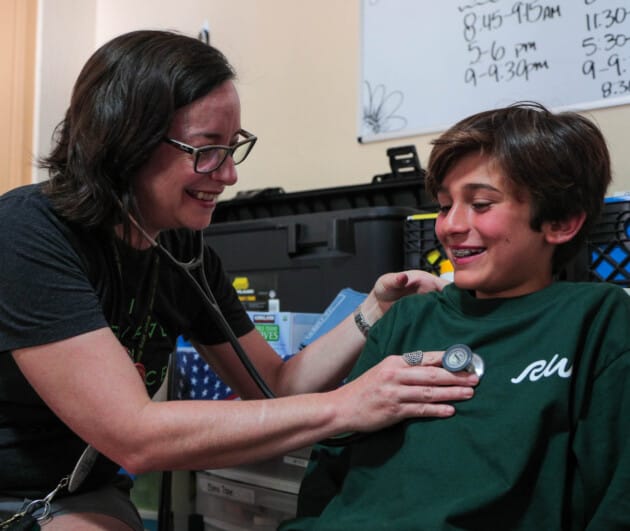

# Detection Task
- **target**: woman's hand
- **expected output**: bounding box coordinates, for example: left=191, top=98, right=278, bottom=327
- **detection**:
left=333, top=351, right=478, bottom=432
left=361, top=270, right=449, bottom=325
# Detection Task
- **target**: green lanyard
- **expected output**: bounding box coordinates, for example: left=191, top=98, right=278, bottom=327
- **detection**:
left=111, top=239, right=160, bottom=371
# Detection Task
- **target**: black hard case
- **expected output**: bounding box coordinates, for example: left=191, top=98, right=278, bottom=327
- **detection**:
left=204, top=205, right=421, bottom=313
left=204, top=165, right=436, bottom=313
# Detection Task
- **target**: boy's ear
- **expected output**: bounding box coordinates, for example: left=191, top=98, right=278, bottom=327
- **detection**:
left=542, top=212, right=587, bottom=244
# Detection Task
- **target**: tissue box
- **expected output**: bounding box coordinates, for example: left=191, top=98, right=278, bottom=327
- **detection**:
left=246, top=311, right=321, bottom=359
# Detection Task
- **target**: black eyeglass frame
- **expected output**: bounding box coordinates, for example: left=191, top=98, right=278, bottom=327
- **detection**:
left=163, top=129, right=257, bottom=174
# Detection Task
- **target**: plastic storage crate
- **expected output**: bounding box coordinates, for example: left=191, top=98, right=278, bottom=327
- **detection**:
left=403, top=212, right=450, bottom=276
left=195, top=447, right=310, bottom=531
left=582, top=197, right=630, bottom=285
left=196, top=471, right=296, bottom=530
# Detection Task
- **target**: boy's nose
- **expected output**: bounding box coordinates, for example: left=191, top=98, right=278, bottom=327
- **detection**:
left=441, top=204, right=469, bottom=235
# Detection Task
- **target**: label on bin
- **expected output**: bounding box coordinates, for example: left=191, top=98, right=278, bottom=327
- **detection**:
left=283, top=455, right=309, bottom=468
left=200, top=476, right=255, bottom=504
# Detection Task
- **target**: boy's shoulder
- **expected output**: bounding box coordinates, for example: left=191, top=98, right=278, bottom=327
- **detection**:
left=553, top=280, right=629, bottom=300
left=414, top=280, right=628, bottom=313
left=532, top=282, right=630, bottom=324
left=390, top=280, right=629, bottom=314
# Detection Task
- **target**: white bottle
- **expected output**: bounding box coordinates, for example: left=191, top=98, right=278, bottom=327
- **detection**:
left=268, top=290, right=280, bottom=312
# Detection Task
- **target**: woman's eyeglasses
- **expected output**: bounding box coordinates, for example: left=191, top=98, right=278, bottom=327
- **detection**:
left=163, top=129, right=257, bottom=174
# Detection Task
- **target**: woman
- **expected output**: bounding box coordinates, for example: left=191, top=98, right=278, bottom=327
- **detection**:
left=0, top=30, right=477, bottom=530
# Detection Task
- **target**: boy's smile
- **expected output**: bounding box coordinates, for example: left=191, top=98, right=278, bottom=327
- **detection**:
left=435, top=152, right=556, bottom=299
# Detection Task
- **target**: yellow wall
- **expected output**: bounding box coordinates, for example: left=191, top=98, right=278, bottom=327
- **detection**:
left=33, top=0, right=630, bottom=198
left=0, top=0, right=37, bottom=194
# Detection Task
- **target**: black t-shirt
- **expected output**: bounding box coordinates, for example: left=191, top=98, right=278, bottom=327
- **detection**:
left=0, top=184, right=254, bottom=497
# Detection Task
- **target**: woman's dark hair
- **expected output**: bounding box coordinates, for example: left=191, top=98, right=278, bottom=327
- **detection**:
left=41, top=29, right=235, bottom=229
left=425, top=102, right=612, bottom=272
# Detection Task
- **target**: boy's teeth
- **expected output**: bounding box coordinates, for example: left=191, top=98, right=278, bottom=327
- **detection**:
left=452, top=248, right=483, bottom=257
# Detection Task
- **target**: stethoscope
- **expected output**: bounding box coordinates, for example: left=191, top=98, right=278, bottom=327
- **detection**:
left=128, top=219, right=277, bottom=398
left=124, top=216, right=385, bottom=446
left=132, top=220, right=487, bottom=443
left=442, top=344, right=485, bottom=378
left=68, top=218, right=485, bottom=492
left=129, top=216, right=489, bottom=437
left=69, top=219, right=283, bottom=493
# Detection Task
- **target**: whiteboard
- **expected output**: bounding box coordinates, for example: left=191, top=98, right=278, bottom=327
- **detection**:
left=359, top=0, right=630, bottom=142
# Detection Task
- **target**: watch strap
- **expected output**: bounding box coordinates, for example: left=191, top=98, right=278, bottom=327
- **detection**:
left=353, top=306, right=372, bottom=337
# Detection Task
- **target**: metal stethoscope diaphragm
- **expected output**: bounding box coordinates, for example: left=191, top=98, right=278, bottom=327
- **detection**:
left=442, top=344, right=485, bottom=379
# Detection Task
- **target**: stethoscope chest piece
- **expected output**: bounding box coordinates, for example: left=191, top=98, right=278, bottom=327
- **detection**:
left=442, top=344, right=484, bottom=379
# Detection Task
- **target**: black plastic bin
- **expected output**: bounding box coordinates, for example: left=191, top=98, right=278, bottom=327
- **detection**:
left=211, top=175, right=433, bottom=223
left=204, top=206, right=420, bottom=313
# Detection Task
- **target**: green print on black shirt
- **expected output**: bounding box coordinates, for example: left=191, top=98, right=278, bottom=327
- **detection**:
left=111, top=295, right=171, bottom=397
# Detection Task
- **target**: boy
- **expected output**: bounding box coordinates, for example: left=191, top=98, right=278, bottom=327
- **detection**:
left=281, top=103, right=630, bottom=530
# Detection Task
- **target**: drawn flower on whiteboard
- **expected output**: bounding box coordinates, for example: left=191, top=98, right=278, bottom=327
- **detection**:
left=362, top=81, right=407, bottom=135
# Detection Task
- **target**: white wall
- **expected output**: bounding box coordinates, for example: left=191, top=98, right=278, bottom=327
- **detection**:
left=35, top=0, right=630, bottom=197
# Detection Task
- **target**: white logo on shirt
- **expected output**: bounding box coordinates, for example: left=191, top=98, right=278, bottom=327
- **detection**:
left=510, top=354, right=572, bottom=384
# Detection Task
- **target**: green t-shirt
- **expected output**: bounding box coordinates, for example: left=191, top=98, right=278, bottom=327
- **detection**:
left=284, top=282, right=630, bottom=531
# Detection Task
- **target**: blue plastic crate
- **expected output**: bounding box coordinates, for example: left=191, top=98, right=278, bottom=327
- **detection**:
left=587, top=197, right=630, bottom=286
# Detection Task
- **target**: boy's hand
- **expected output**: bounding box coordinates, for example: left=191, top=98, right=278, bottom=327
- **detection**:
left=362, top=270, right=449, bottom=324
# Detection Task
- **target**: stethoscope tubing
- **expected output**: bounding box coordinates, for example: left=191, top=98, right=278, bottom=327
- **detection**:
left=127, top=215, right=362, bottom=446
left=156, top=232, right=276, bottom=399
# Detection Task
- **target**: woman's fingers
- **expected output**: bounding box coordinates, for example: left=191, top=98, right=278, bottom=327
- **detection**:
left=336, top=352, right=479, bottom=433
left=396, top=356, right=478, bottom=404
left=398, top=349, right=465, bottom=368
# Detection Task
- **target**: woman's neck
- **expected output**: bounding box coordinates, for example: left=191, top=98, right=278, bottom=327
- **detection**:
left=113, top=223, right=157, bottom=250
